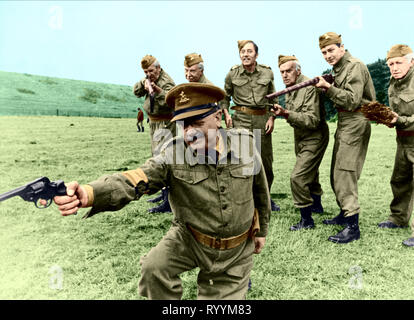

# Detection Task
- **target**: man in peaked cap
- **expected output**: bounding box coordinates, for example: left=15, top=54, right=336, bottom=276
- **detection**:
left=133, top=55, right=176, bottom=213
left=376, top=44, right=414, bottom=247
left=314, top=32, right=376, bottom=244
left=221, top=40, right=280, bottom=212
left=272, top=55, right=329, bottom=231
left=184, top=53, right=213, bottom=84
left=53, top=82, right=271, bottom=299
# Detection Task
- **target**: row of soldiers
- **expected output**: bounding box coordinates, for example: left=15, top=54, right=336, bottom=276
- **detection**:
left=53, top=32, right=414, bottom=299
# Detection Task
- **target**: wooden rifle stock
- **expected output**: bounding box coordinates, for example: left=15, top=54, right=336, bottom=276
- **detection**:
left=145, top=76, right=155, bottom=114
left=266, top=74, right=335, bottom=100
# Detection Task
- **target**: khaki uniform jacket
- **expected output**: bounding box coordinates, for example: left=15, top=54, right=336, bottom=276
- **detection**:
left=132, top=69, right=175, bottom=116
left=390, top=66, right=414, bottom=131
left=197, top=74, right=213, bottom=84
left=83, top=129, right=271, bottom=238
left=285, top=74, right=329, bottom=144
left=326, top=51, right=376, bottom=112
left=221, top=63, right=276, bottom=116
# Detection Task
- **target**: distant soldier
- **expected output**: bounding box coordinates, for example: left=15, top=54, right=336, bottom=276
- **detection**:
left=272, top=55, right=329, bottom=231
left=136, top=107, right=144, bottom=132
left=314, top=32, right=375, bottom=244
left=221, top=40, right=280, bottom=212
left=53, top=83, right=271, bottom=299
left=184, top=53, right=213, bottom=84
left=133, top=55, right=175, bottom=213
left=377, top=44, right=414, bottom=247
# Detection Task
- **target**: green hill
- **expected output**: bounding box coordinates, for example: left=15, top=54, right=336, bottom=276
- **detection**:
left=0, top=71, right=144, bottom=118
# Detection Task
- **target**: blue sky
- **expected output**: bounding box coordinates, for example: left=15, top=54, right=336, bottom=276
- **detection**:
left=0, top=1, right=413, bottom=90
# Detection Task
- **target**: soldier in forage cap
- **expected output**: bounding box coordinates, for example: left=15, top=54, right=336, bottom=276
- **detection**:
left=272, top=55, right=329, bottom=231
left=314, top=32, right=376, bottom=244
left=133, top=55, right=176, bottom=213
left=221, top=40, right=280, bottom=212
left=53, top=82, right=271, bottom=299
left=184, top=53, right=213, bottom=84
left=375, top=44, right=414, bottom=247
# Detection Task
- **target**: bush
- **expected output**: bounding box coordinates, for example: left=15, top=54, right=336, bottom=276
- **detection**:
left=16, top=88, right=35, bottom=95
left=79, top=88, right=102, bottom=104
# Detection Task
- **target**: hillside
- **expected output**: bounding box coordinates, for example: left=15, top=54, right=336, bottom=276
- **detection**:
left=0, top=71, right=144, bottom=118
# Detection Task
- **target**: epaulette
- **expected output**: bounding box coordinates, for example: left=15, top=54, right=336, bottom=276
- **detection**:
left=231, top=64, right=240, bottom=71
left=259, top=64, right=272, bottom=70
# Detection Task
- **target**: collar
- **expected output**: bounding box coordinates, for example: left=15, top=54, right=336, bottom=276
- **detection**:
left=241, top=62, right=259, bottom=75
left=333, top=50, right=351, bottom=74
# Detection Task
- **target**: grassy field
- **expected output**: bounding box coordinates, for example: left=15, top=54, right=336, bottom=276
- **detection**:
left=0, top=115, right=413, bottom=300
left=0, top=71, right=144, bottom=118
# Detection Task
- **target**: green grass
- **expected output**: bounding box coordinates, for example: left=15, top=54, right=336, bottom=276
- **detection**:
left=0, top=116, right=413, bottom=300
left=0, top=71, right=144, bottom=118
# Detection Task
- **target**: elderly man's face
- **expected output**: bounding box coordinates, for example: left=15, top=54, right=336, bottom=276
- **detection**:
left=279, top=61, right=301, bottom=87
left=183, top=111, right=221, bottom=154
left=185, top=64, right=203, bottom=82
left=387, top=56, right=414, bottom=80
left=321, top=44, right=345, bottom=66
left=143, top=63, right=161, bottom=83
left=239, top=42, right=258, bottom=69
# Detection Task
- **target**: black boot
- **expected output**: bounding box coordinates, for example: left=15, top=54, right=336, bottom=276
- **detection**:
left=148, top=188, right=172, bottom=213
left=147, top=192, right=163, bottom=203
left=271, top=199, right=280, bottom=212
left=310, top=194, right=324, bottom=214
left=322, top=210, right=346, bottom=225
left=141, top=126, right=144, bottom=132
left=328, top=214, right=360, bottom=244
left=290, top=206, right=315, bottom=231
left=402, top=237, right=414, bottom=247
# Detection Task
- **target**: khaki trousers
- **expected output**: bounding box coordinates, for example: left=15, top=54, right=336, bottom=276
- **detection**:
left=291, top=128, right=329, bottom=208
left=389, top=137, right=414, bottom=233
left=138, top=220, right=254, bottom=300
left=330, top=113, right=371, bottom=217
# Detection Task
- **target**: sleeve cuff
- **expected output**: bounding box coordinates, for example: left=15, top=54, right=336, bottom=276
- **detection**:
left=82, top=184, right=95, bottom=207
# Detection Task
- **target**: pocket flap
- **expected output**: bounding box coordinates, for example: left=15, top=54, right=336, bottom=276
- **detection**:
left=232, top=78, right=249, bottom=86
left=173, top=169, right=209, bottom=184
left=400, top=93, right=414, bottom=103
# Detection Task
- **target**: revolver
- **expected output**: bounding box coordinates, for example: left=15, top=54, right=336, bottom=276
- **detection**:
left=0, top=177, right=67, bottom=208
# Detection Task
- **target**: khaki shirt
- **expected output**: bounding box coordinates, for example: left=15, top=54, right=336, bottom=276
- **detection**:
left=132, top=69, right=175, bottom=116
left=83, top=129, right=271, bottom=238
left=285, top=74, right=328, bottom=142
left=326, top=51, right=376, bottom=112
left=221, top=63, right=276, bottom=115
left=389, top=66, right=414, bottom=131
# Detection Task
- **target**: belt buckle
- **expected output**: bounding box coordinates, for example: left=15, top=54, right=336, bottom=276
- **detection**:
left=213, top=237, right=222, bottom=249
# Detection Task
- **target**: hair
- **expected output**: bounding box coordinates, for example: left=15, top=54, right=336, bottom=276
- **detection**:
left=295, top=61, right=301, bottom=72
left=153, top=60, right=160, bottom=68
left=198, top=62, right=204, bottom=71
left=405, top=53, right=414, bottom=63
left=241, top=41, right=259, bottom=55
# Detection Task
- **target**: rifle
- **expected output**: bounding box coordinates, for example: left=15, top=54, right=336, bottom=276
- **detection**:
left=266, top=74, right=335, bottom=100
left=0, top=177, right=67, bottom=208
left=145, top=75, right=155, bottom=114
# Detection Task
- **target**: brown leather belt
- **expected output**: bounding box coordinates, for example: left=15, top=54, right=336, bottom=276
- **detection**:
left=337, top=107, right=362, bottom=113
left=231, top=106, right=267, bottom=116
left=148, top=114, right=173, bottom=122
left=397, top=130, right=414, bottom=137
left=187, top=209, right=260, bottom=250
